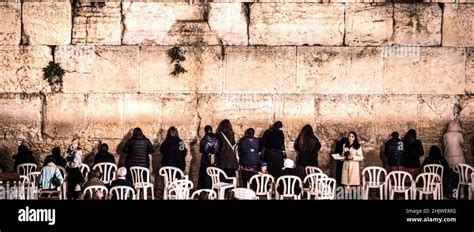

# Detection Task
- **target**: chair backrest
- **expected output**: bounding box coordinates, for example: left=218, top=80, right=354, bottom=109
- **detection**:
left=231, top=188, right=257, bottom=200
left=93, top=163, right=117, bottom=184
left=168, top=179, right=193, bottom=190
left=315, top=177, right=336, bottom=200
left=362, top=167, right=387, bottom=187
left=415, top=173, right=441, bottom=194
left=83, top=185, right=108, bottom=200
left=386, top=171, right=414, bottom=192
left=454, top=164, right=473, bottom=184
left=27, top=171, right=41, bottom=188
left=248, top=174, right=274, bottom=197
left=130, top=166, right=151, bottom=185
left=304, top=173, right=328, bottom=194
left=109, top=186, right=135, bottom=200
left=423, top=164, right=444, bottom=180
left=17, top=163, right=37, bottom=176
left=167, top=180, right=193, bottom=200
left=206, top=167, right=231, bottom=186
left=80, top=163, right=90, bottom=180
left=305, top=166, right=323, bottom=176
left=159, top=166, right=185, bottom=189
left=191, top=189, right=217, bottom=200
left=275, top=175, right=303, bottom=199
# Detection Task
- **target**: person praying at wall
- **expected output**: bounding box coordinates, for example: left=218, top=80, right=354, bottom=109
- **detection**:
left=122, top=127, right=154, bottom=181
left=443, top=120, right=465, bottom=168
left=294, top=124, right=321, bottom=179
left=238, top=128, right=261, bottom=187
left=341, top=131, right=364, bottom=191
left=403, top=129, right=424, bottom=178
left=94, top=143, right=116, bottom=166
left=198, top=125, right=219, bottom=189
left=160, top=126, right=188, bottom=172
left=13, top=144, right=37, bottom=173
left=333, top=131, right=348, bottom=186
left=260, top=121, right=286, bottom=179
left=385, top=132, right=404, bottom=172
left=216, top=119, right=239, bottom=178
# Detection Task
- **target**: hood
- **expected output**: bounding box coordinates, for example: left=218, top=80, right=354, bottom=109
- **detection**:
left=204, top=133, right=217, bottom=143
left=447, top=121, right=462, bottom=133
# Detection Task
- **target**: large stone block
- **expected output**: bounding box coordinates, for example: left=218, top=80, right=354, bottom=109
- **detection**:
left=88, top=94, right=124, bottom=139
left=22, top=2, right=72, bottom=45
left=208, top=3, right=248, bottom=45
left=44, top=94, right=88, bottom=138
left=297, top=47, right=383, bottom=94
left=0, top=46, right=52, bottom=93
left=224, top=46, right=297, bottom=93
left=72, top=2, right=122, bottom=45
left=249, top=3, right=344, bottom=46
left=417, top=96, right=455, bottom=143
left=467, top=48, right=474, bottom=94
left=393, top=4, right=442, bottom=46
left=459, top=96, right=474, bottom=148
left=373, top=95, right=418, bottom=141
left=56, top=46, right=140, bottom=92
left=443, top=4, right=474, bottom=47
left=160, top=94, right=199, bottom=140
left=345, top=3, right=393, bottom=46
left=0, top=2, right=20, bottom=45
left=273, top=94, right=316, bottom=140
left=383, top=47, right=466, bottom=94
left=0, top=94, right=42, bottom=140
left=124, top=94, right=162, bottom=141
left=140, top=46, right=223, bottom=93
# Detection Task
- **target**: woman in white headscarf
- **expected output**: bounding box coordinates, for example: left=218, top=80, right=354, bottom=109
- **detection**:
left=443, top=121, right=465, bottom=167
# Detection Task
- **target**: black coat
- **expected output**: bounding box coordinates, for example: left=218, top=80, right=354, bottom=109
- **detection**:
left=261, top=128, right=285, bottom=179
left=198, top=133, right=219, bottom=189
left=160, top=137, right=187, bottom=171
left=385, top=138, right=404, bottom=167
left=294, top=138, right=321, bottom=168
left=123, top=137, right=154, bottom=168
left=13, top=151, right=37, bottom=172
left=238, top=136, right=261, bottom=166
left=216, top=132, right=238, bottom=170
left=403, top=139, right=424, bottom=169
left=94, top=151, right=116, bottom=165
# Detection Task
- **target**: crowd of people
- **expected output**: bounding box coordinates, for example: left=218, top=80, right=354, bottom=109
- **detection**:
left=2, top=119, right=467, bottom=200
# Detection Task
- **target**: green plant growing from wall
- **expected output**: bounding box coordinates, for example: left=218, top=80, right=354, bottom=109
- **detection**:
left=167, top=46, right=187, bottom=77
left=43, top=61, right=65, bottom=93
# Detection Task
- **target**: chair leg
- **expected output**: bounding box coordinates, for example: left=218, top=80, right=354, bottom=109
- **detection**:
left=218, top=189, right=225, bottom=200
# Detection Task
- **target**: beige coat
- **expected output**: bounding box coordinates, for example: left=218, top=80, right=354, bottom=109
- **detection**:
left=341, top=147, right=364, bottom=186
left=443, top=121, right=465, bottom=167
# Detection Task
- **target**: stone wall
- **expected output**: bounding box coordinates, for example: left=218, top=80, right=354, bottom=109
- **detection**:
left=0, top=1, right=472, bottom=190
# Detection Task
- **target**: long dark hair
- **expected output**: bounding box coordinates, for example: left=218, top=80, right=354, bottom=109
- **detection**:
left=216, top=119, right=233, bottom=136
left=428, top=146, right=442, bottom=158
left=345, top=131, right=361, bottom=150
left=131, top=127, right=146, bottom=140
left=166, top=126, right=180, bottom=139
left=296, top=125, right=318, bottom=154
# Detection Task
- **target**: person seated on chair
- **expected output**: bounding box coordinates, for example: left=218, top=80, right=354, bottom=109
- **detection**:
left=110, top=167, right=135, bottom=200
left=39, top=157, right=64, bottom=190
left=65, top=148, right=85, bottom=200
left=13, top=144, right=37, bottom=172
left=83, top=169, right=106, bottom=200
left=276, top=158, right=302, bottom=198
left=94, top=143, right=116, bottom=166
left=43, top=147, right=66, bottom=168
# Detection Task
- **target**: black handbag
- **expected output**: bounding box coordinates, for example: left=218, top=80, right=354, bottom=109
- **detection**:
left=50, top=168, right=61, bottom=188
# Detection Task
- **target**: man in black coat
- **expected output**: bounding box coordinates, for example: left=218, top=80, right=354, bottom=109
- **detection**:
left=385, top=132, right=404, bottom=172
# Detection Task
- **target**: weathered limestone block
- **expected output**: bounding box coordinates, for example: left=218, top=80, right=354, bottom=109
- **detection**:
left=197, top=94, right=274, bottom=137
left=22, top=2, right=72, bottom=45
left=0, top=94, right=42, bottom=140
left=274, top=94, right=316, bottom=140
left=417, top=96, right=455, bottom=143
left=297, top=47, right=383, bottom=94
left=393, top=4, right=442, bottom=46
left=89, top=94, right=124, bottom=139
left=467, top=48, right=474, bottom=94
left=0, top=46, right=51, bottom=93
left=0, top=2, right=20, bottom=45
left=122, top=2, right=206, bottom=45
left=167, top=21, right=221, bottom=45
left=443, top=4, right=474, bottom=47
left=160, top=94, right=199, bottom=140
left=140, top=46, right=223, bottom=93
left=72, top=2, right=122, bottom=45
left=373, top=95, right=418, bottom=141
left=383, top=47, right=465, bottom=94
left=225, top=46, right=297, bottom=93
left=208, top=3, right=248, bottom=45
left=124, top=94, right=162, bottom=141
left=459, top=96, right=474, bottom=156
left=44, top=94, right=88, bottom=138
left=345, top=3, right=393, bottom=46
left=56, top=46, right=140, bottom=92
left=249, top=3, right=344, bottom=46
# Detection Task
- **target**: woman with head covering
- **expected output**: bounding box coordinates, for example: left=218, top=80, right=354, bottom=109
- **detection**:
left=238, top=128, right=261, bottom=187
left=198, top=125, right=219, bottom=189
left=341, top=131, right=364, bottom=190
left=443, top=121, right=465, bottom=167
left=39, top=156, right=64, bottom=190
left=260, top=121, right=286, bottom=179
left=216, top=119, right=238, bottom=178
left=110, top=167, right=135, bottom=200
left=403, top=129, right=424, bottom=178
left=160, top=126, right=187, bottom=172
left=122, top=128, right=154, bottom=179
left=13, top=144, right=37, bottom=172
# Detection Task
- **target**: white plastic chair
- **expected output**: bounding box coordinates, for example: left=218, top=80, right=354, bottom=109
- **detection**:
left=304, top=173, right=328, bottom=199
left=80, top=163, right=90, bottom=180
left=423, top=164, right=444, bottom=199
left=191, top=189, right=217, bottom=200
left=454, top=164, right=473, bottom=200
left=305, top=166, right=323, bottom=176
left=315, top=177, right=336, bottom=200
left=167, top=180, right=193, bottom=200
left=17, top=163, right=37, bottom=176
left=470, top=173, right=474, bottom=200
left=231, top=188, right=258, bottom=200
left=159, top=166, right=189, bottom=200
left=207, top=167, right=237, bottom=200
left=27, top=171, right=41, bottom=200
left=93, top=163, right=117, bottom=185
left=130, top=166, right=154, bottom=200
left=83, top=185, right=108, bottom=200
left=275, top=175, right=303, bottom=200
left=415, top=173, right=441, bottom=200
left=362, top=167, right=387, bottom=200
left=247, top=174, right=274, bottom=200
left=384, top=171, right=414, bottom=200
left=109, top=186, right=135, bottom=200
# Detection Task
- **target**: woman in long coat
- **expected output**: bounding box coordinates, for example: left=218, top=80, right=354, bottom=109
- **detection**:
left=341, top=131, right=364, bottom=188
left=443, top=121, right=465, bottom=167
